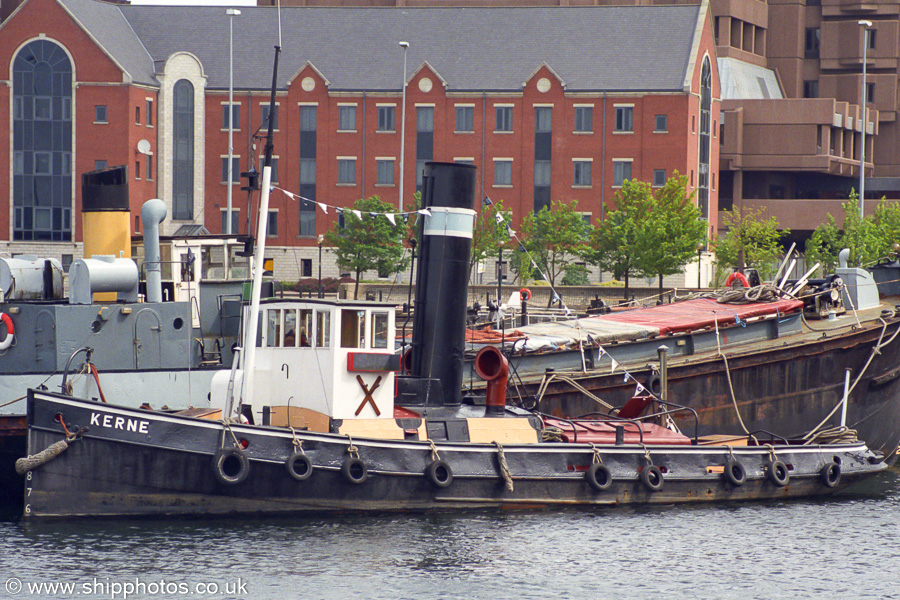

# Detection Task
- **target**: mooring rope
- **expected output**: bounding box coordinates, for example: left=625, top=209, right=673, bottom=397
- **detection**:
left=803, top=318, right=900, bottom=441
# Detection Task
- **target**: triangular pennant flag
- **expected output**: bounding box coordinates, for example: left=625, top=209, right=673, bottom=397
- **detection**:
left=386, top=213, right=396, bottom=226
left=635, top=383, right=645, bottom=395
left=418, top=209, right=432, bottom=217
left=609, top=357, right=620, bottom=373
left=318, top=202, right=328, bottom=214
left=597, top=347, right=606, bottom=357
left=494, top=213, right=504, bottom=224
left=352, top=210, right=362, bottom=219
left=281, top=189, right=296, bottom=200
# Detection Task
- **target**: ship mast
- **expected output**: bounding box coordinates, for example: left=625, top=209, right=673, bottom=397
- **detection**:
left=240, top=44, right=281, bottom=411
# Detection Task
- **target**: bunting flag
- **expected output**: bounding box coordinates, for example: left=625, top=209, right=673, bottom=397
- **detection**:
left=418, top=209, right=432, bottom=217
left=634, top=383, right=645, bottom=395
left=385, top=213, right=396, bottom=226
left=609, top=357, right=620, bottom=373
left=318, top=203, right=328, bottom=214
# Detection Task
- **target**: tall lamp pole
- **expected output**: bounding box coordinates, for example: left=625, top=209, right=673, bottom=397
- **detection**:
left=317, top=234, right=324, bottom=298
left=697, top=241, right=704, bottom=288
left=225, top=8, right=241, bottom=234
left=859, top=19, right=873, bottom=216
left=398, top=41, right=409, bottom=213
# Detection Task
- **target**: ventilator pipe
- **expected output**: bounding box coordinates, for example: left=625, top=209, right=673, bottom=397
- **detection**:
left=141, top=199, right=167, bottom=303
left=474, top=346, right=509, bottom=416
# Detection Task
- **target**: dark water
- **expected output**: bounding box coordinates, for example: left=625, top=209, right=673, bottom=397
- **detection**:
left=1, top=469, right=898, bottom=600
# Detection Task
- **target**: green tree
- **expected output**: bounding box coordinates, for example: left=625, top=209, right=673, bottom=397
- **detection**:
left=805, top=213, right=843, bottom=275
left=633, top=174, right=707, bottom=296
left=470, top=198, right=512, bottom=282
left=511, top=200, right=593, bottom=306
left=807, top=193, right=899, bottom=272
left=591, top=179, right=654, bottom=299
left=714, top=206, right=787, bottom=280
left=325, top=196, right=410, bottom=299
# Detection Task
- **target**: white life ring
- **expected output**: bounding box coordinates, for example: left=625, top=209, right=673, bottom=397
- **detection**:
left=0, top=312, right=14, bottom=350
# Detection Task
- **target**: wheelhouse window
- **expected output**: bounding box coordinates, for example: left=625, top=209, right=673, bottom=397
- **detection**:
left=341, top=310, right=366, bottom=348
left=371, top=312, right=389, bottom=349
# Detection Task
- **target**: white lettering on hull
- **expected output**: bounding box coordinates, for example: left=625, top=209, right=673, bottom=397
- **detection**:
left=89, top=412, right=150, bottom=434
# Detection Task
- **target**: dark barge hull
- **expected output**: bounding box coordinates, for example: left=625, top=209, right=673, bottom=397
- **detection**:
left=507, top=315, right=900, bottom=463
left=22, top=391, right=887, bottom=519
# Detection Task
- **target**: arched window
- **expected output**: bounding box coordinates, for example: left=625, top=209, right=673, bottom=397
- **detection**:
left=173, top=79, right=194, bottom=220
left=698, top=57, right=712, bottom=220
left=13, top=40, right=72, bottom=241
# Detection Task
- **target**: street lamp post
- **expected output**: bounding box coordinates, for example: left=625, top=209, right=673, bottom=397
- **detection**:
left=398, top=41, right=409, bottom=213
left=317, top=234, right=324, bottom=298
left=859, top=20, right=873, bottom=216
left=697, top=242, right=704, bottom=289
left=225, top=8, right=241, bottom=234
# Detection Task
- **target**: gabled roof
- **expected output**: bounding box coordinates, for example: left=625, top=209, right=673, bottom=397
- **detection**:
left=56, top=1, right=702, bottom=93
left=59, top=0, right=156, bottom=85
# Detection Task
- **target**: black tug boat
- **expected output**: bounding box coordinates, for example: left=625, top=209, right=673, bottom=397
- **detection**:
left=20, top=159, right=888, bottom=519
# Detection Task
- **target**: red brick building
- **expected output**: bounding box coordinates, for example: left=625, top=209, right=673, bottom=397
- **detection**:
left=0, top=0, right=719, bottom=282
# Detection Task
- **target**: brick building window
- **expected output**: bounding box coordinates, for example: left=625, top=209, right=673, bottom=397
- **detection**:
left=222, top=103, right=239, bottom=130
left=456, top=105, right=474, bottom=132
left=222, top=157, right=240, bottom=183
left=495, top=106, right=513, bottom=132
left=95, top=105, right=107, bottom=123
left=338, top=105, right=356, bottom=131
left=573, top=160, right=592, bottom=187
left=338, top=158, right=356, bottom=184
left=615, top=106, right=633, bottom=132
left=613, top=160, right=632, bottom=187
left=268, top=210, right=278, bottom=237
left=653, top=169, right=666, bottom=187
left=574, top=106, right=592, bottom=133
left=377, top=106, right=395, bottom=132
left=376, top=159, right=395, bottom=185
left=261, top=104, right=279, bottom=130
left=146, top=100, right=153, bottom=126
left=494, top=159, right=512, bottom=186
left=655, top=114, right=667, bottom=132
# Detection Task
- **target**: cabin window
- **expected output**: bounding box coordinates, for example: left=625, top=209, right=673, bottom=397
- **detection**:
left=283, top=310, right=297, bottom=347
left=202, top=245, right=226, bottom=280
left=299, top=309, right=313, bottom=347
left=227, top=245, right=250, bottom=279
left=316, top=310, right=331, bottom=348
left=266, top=309, right=282, bottom=347
left=371, top=312, right=389, bottom=349
left=340, top=310, right=366, bottom=348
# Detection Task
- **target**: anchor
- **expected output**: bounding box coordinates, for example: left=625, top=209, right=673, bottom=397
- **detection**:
left=355, top=375, right=382, bottom=416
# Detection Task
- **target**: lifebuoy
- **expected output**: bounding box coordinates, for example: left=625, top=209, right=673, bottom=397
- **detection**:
left=0, top=312, right=14, bottom=350
left=766, top=459, right=790, bottom=487
left=820, top=462, right=841, bottom=488
left=724, top=272, right=750, bottom=288
left=519, top=288, right=532, bottom=301
left=425, top=459, right=453, bottom=488
left=640, top=464, right=664, bottom=492
left=723, top=457, right=747, bottom=487
left=212, top=447, right=250, bottom=485
left=585, top=463, right=613, bottom=491
left=342, top=457, right=368, bottom=484
left=286, top=451, right=313, bottom=481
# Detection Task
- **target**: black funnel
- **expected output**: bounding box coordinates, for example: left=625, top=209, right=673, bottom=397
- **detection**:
left=410, top=162, right=477, bottom=406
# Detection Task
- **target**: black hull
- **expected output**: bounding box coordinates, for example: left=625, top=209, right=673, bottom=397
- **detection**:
left=521, top=318, right=900, bottom=463
left=22, top=392, right=887, bottom=520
